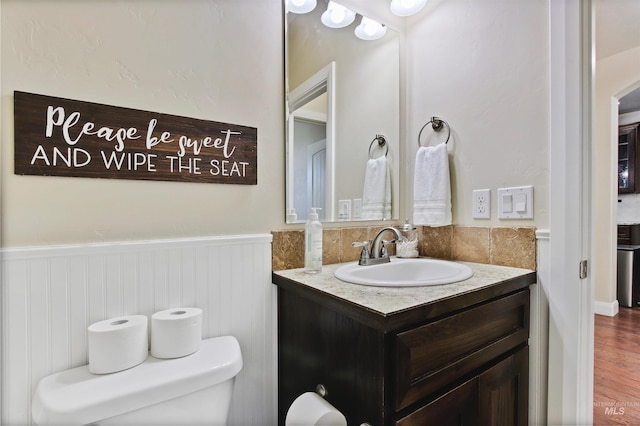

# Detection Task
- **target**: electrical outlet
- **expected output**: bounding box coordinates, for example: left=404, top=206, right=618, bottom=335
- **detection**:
left=353, top=198, right=362, bottom=218
left=472, top=189, right=491, bottom=219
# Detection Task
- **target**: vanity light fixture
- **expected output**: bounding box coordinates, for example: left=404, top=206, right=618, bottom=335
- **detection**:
left=286, top=0, right=317, bottom=14
left=354, top=16, right=387, bottom=41
left=389, top=0, right=427, bottom=16
left=321, top=1, right=356, bottom=28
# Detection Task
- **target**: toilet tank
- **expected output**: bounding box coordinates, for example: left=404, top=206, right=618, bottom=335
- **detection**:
left=32, top=336, right=242, bottom=425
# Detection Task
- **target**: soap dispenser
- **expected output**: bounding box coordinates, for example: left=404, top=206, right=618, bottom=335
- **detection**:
left=304, top=207, right=323, bottom=273
left=286, top=208, right=298, bottom=223
left=397, top=219, right=419, bottom=258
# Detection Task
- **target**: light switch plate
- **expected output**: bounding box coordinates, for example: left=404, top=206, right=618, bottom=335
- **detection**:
left=498, top=186, right=533, bottom=219
left=338, top=199, right=351, bottom=220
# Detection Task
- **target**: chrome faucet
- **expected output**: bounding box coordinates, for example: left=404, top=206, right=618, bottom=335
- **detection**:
left=352, top=226, right=403, bottom=266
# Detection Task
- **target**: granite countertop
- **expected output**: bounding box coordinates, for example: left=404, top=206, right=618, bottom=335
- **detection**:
left=273, top=259, right=536, bottom=317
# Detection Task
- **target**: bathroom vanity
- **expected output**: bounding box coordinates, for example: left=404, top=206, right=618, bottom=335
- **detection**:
left=273, top=261, right=535, bottom=425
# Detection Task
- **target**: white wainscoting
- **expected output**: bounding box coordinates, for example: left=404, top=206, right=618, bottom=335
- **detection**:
left=1, top=234, right=276, bottom=425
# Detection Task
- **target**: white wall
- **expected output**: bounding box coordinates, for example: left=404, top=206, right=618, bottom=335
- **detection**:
left=405, top=0, right=549, bottom=228
left=1, top=0, right=284, bottom=248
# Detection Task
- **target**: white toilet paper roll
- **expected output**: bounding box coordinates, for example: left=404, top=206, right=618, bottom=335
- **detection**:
left=151, top=307, right=202, bottom=359
left=285, top=392, right=347, bottom=426
left=88, top=315, right=148, bottom=375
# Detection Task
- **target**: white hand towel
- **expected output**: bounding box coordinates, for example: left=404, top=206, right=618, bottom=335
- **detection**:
left=361, top=156, right=392, bottom=220
left=413, top=143, right=452, bottom=226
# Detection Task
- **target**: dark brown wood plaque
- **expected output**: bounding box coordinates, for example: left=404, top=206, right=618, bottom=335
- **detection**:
left=14, top=91, right=257, bottom=184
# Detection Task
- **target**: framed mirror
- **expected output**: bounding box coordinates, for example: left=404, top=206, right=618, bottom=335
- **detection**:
left=285, top=0, right=400, bottom=223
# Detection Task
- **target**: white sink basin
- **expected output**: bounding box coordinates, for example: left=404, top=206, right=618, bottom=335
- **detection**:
left=334, top=258, right=474, bottom=287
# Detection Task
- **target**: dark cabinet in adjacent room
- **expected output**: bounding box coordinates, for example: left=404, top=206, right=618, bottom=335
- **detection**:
left=619, top=123, right=640, bottom=193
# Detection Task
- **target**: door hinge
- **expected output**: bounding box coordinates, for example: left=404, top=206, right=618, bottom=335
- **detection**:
left=579, top=260, right=588, bottom=279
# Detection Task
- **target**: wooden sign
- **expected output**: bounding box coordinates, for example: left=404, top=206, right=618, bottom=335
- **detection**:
left=13, top=91, right=257, bottom=184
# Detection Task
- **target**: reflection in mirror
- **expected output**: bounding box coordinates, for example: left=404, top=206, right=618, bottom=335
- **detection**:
left=288, top=63, right=335, bottom=222
left=285, top=1, right=400, bottom=223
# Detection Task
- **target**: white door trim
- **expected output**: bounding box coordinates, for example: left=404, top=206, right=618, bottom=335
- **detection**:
left=547, top=0, right=594, bottom=423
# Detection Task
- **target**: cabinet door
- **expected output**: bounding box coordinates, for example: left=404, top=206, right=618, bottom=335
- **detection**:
left=478, top=346, right=529, bottom=426
left=395, top=378, right=478, bottom=426
left=619, top=124, right=638, bottom=193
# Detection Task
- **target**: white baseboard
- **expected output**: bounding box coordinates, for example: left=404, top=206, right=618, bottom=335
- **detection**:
left=594, top=299, right=619, bottom=317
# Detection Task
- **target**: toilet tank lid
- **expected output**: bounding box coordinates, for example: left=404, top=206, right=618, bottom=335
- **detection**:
left=31, top=335, right=242, bottom=425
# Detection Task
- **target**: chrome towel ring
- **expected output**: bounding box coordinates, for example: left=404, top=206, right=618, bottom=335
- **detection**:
left=418, top=116, right=451, bottom=146
left=368, top=134, right=388, bottom=159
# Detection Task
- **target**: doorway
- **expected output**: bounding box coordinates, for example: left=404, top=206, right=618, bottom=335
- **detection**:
left=592, top=0, right=640, bottom=421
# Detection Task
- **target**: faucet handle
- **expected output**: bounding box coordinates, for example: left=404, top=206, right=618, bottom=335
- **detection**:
left=352, top=241, right=369, bottom=248
left=380, top=239, right=396, bottom=258
left=352, top=240, right=371, bottom=264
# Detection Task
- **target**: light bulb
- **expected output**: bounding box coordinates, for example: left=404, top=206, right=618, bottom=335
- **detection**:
left=287, top=0, right=317, bottom=14
left=331, top=8, right=345, bottom=22
left=354, top=17, right=387, bottom=40
left=390, top=0, right=427, bottom=16
left=321, top=1, right=356, bottom=28
left=364, top=21, right=377, bottom=36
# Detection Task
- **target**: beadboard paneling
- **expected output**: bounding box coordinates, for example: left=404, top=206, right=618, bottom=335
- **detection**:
left=1, top=234, right=276, bottom=425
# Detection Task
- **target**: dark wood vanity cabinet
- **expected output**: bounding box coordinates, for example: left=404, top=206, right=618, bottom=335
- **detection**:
left=275, top=274, right=532, bottom=426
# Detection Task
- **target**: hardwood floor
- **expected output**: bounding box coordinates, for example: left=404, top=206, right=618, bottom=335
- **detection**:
left=594, top=308, right=640, bottom=425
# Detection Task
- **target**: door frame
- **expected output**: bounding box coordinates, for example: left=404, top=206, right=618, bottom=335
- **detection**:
left=547, top=0, right=594, bottom=423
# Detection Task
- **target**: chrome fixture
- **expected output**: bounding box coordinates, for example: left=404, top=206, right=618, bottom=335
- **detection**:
left=418, top=116, right=451, bottom=146
left=352, top=226, right=402, bottom=265
left=390, top=0, right=428, bottom=17
left=315, top=384, right=328, bottom=397
left=368, top=134, right=388, bottom=159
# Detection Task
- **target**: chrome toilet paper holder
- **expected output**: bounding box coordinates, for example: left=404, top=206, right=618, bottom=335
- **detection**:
left=315, top=384, right=328, bottom=398
left=314, top=384, right=371, bottom=426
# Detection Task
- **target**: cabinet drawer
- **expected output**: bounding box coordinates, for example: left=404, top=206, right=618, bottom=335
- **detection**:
left=394, top=289, right=529, bottom=410
left=618, top=224, right=640, bottom=245
left=619, top=225, right=631, bottom=245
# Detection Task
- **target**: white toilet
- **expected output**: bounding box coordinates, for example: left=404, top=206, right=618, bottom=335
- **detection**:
left=31, top=336, right=242, bottom=425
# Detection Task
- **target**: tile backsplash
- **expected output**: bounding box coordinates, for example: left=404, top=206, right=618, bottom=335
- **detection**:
left=618, top=193, right=640, bottom=224
left=272, top=225, right=536, bottom=271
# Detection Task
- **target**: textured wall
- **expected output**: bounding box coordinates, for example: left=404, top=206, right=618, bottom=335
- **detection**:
left=405, top=0, right=550, bottom=228
left=1, top=0, right=284, bottom=247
